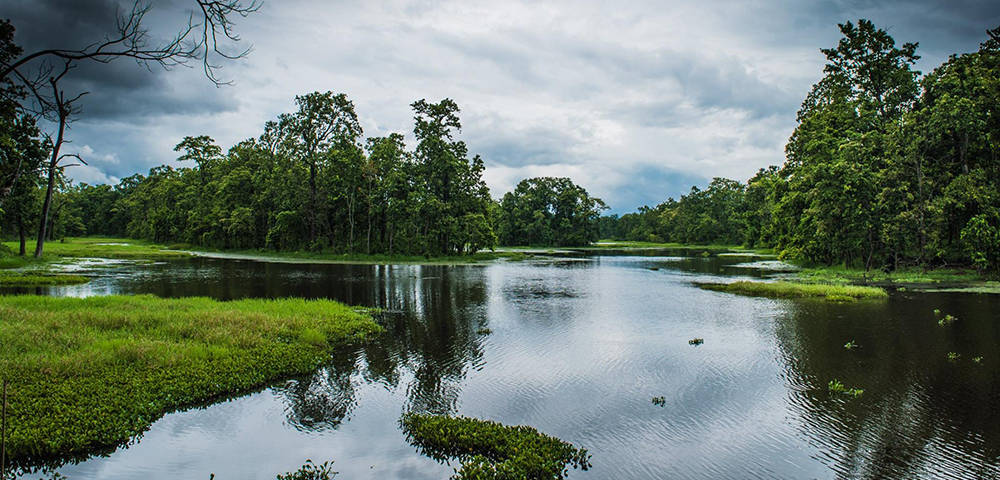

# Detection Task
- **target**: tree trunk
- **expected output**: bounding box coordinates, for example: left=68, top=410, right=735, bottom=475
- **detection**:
left=35, top=110, right=66, bottom=258
left=18, top=215, right=26, bottom=256
left=308, top=159, right=318, bottom=247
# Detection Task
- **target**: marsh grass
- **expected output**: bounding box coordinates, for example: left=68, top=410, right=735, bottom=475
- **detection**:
left=696, top=281, right=887, bottom=300
left=401, top=413, right=591, bottom=479
left=796, top=265, right=988, bottom=285
left=0, top=272, right=89, bottom=287
left=186, top=246, right=529, bottom=265
left=0, top=295, right=381, bottom=466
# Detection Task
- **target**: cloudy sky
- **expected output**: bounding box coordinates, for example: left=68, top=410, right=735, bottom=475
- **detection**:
left=7, top=0, right=1000, bottom=212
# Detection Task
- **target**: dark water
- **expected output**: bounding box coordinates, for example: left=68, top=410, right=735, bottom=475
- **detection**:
left=9, top=254, right=1000, bottom=479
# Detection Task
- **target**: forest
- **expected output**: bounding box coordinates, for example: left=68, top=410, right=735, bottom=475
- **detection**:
left=2, top=19, right=1000, bottom=273
left=602, top=21, right=1000, bottom=275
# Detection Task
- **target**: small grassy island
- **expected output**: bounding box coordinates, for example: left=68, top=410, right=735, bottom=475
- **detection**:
left=0, top=271, right=89, bottom=287
left=0, top=295, right=381, bottom=466
left=401, top=413, right=591, bottom=479
left=696, top=280, right=888, bottom=301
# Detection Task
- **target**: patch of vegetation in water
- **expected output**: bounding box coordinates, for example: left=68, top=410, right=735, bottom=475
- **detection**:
left=947, top=352, right=961, bottom=362
left=926, top=282, right=1000, bottom=294
left=795, top=265, right=988, bottom=285
left=696, top=281, right=887, bottom=300
left=651, top=396, right=666, bottom=407
left=476, top=327, right=493, bottom=335
left=844, top=340, right=859, bottom=350
left=0, top=272, right=90, bottom=287
left=400, top=413, right=591, bottom=479
left=275, top=460, right=338, bottom=480
left=0, top=295, right=381, bottom=467
left=688, top=338, right=704, bottom=346
left=938, top=314, right=959, bottom=326
left=828, top=379, right=864, bottom=398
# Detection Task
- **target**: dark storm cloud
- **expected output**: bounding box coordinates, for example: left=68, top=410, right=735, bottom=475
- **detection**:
left=5, top=0, right=239, bottom=121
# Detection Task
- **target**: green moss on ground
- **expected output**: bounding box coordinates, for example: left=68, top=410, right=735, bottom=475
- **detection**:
left=0, top=295, right=382, bottom=466
left=401, top=413, right=591, bottom=479
left=696, top=280, right=888, bottom=300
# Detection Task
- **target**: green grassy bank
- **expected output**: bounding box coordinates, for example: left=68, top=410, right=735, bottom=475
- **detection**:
left=697, top=280, right=888, bottom=301
left=0, top=295, right=382, bottom=465
left=1, top=237, right=193, bottom=262
left=182, top=246, right=529, bottom=265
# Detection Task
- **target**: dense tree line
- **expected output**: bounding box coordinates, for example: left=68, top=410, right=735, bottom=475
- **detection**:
left=0, top=97, right=607, bottom=255
left=498, top=177, right=606, bottom=246
left=603, top=21, right=1000, bottom=275
left=45, top=94, right=499, bottom=255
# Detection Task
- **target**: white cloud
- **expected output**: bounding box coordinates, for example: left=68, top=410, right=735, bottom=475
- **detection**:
left=20, top=0, right=998, bottom=211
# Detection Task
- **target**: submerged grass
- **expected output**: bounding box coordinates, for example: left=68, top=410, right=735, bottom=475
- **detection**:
left=401, top=413, right=591, bottom=479
left=0, top=272, right=90, bottom=287
left=0, top=294, right=382, bottom=466
left=697, top=281, right=888, bottom=300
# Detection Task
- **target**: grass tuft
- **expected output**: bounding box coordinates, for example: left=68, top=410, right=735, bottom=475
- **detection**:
left=0, top=294, right=381, bottom=466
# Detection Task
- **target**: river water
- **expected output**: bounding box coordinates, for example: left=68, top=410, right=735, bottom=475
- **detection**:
left=8, top=254, right=1000, bottom=479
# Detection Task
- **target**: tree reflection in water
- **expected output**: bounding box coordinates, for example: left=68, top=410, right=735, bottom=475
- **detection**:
left=773, top=294, right=1000, bottom=479
left=274, top=265, right=489, bottom=430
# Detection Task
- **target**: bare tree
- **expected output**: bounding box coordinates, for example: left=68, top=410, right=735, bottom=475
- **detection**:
left=0, top=0, right=261, bottom=256
left=33, top=62, right=86, bottom=257
left=1, top=1, right=261, bottom=87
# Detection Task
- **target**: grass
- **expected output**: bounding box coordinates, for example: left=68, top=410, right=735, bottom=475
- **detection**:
left=795, top=265, right=990, bottom=285
left=0, top=272, right=90, bottom=287
left=2, top=237, right=193, bottom=262
left=0, top=295, right=382, bottom=466
left=696, top=280, right=888, bottom=300
left=185, top=246, right=529, bottom=265
left=4, top=237, right=533, bottom=268
left=400, top=413, right=591, bottom=479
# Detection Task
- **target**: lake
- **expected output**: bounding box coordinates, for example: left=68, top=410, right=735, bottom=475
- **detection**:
left=8, top=253, right=1000, bottom=479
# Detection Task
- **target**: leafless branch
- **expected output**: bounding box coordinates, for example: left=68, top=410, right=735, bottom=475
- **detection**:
left=1, top=0, right=261, bottom=87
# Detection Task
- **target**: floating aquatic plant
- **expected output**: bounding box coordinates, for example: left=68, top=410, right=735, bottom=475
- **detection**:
left=651, top=396, right=666, bottom=407
left=938, top=314, right=958, bottom=326
left=828, top=379, right=863, bottom=398
left=933, top=309, right=941, bottom=316
left=476, top=327, right=493, bottom=335
left=947, top=352, right=961, bottom=361
left=844, top=340, right=859, bottom=350
left=401, top=413, right=591, bottom=480
left=688, top=338, right=704, bottom=346
left=973, top=356, right=983, bottom=364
